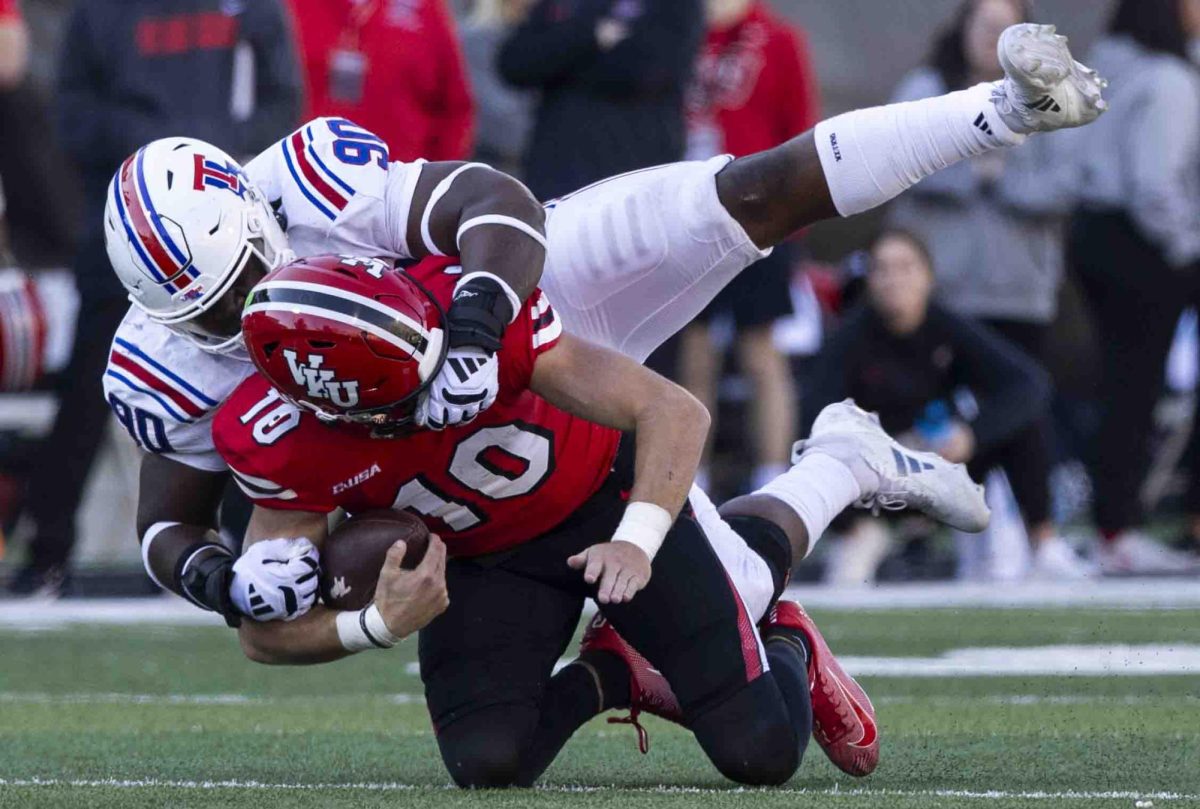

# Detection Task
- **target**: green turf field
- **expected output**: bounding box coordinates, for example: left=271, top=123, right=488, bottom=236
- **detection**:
left=1, top=605, right=1198, bottom=808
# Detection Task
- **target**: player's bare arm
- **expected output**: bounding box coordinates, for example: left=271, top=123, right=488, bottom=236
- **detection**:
left=236, top=506, right=449, bottom=665
left=529, top=333, right=710, bottom=604
left=406, top=162, right=548, bottom=430
left=136, top=455, right=241, bottom=624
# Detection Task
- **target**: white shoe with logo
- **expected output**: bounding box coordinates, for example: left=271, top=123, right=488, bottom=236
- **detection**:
left=796, top=400, right=990, bottom=533
left=1097, top=532, right=1200, bottom=576
left=993, top=23, right=1107, bottom=134
left=1028, top=536, right=1095, bottom=581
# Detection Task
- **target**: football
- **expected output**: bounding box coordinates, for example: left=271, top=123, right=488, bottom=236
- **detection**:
left=318, top=509, right=431, bottom=611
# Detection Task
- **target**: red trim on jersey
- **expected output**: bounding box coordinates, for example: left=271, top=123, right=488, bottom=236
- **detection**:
left=109, top=350, right=206, bottom=418
left=289, top=131, right=347, bottom=211
left=726, top=570, right=765, bottom=682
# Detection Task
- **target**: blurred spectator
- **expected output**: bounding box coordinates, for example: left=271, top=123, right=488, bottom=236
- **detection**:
left=677, top=0, right=818, bottom=493
left=888, top=0, right=1075, bottom=357
left=460, top=0, right=537, bottom=175
left=9, top=0, right=300, bottom=597
left=1068, top=0, right=1200, bottom=574
left=498, top=0, right=704, bottom=200
left=0, top=0, right=28, bottom=90
left=806, top=230, right=1092, bottom=582
left=287, top=0, right=473, bottom=161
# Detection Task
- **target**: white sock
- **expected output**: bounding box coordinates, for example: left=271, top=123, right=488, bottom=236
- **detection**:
left=815, top=82, right=1026, bottom=217
left=755, top=453, right=864, bottom=557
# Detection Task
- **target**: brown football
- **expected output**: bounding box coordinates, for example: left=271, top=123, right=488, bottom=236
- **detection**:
left=319, top=509, right=430, bottom=611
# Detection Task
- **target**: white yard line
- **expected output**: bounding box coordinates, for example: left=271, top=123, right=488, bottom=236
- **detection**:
left=785, top=578, right=1200, bottom=610
left=0, top=777, right=1194, bottom=802
left=1, top=577, right=1197, bottom=630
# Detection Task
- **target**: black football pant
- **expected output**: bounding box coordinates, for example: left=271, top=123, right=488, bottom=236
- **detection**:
left=419, top=443, right=808, bottom=787
left=25, top=237, right=127, bottom=572
left=1070, top=210, right=1200, bottom=534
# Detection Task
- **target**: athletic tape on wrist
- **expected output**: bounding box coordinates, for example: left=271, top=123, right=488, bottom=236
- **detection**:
left=454, top=271, right=522, bottom=325
left=141, top=521, right=181, bottom=590
left=336, top=604, right=401, bottom=652
left=611, top=502, right=673, bottom=560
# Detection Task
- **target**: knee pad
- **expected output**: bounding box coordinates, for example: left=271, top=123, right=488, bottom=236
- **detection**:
left=436, top=706, right=534, bottom=788
left=690, top=678, right=801, bottom=786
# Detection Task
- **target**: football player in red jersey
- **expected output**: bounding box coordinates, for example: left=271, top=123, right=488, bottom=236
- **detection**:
left=214, top=254, right=990, bottom=787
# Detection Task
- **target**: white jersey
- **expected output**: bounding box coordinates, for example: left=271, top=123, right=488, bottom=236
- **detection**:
left=103, top=117, right=425, bottom=471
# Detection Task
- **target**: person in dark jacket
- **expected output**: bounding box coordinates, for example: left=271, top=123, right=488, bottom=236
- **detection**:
left=9, top=0, right=300, bottom=596
left=497, top=0, right=704, bottom=201
left=806, top=229, right=1092, bottom=582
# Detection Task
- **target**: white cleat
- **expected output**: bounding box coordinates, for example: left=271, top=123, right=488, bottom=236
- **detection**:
left=992, top=23, right=1107, bottom=134
left=1097, top=532, right=1200, bottom=576
left=1028, top=536, right=1096, bottom=581
left=795, top=400, right=991, bottom=533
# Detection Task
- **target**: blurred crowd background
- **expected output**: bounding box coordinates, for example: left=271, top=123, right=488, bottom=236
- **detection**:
left=0, top=0, right=1198, bottom=596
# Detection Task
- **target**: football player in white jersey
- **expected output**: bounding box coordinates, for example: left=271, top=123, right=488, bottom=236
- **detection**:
left=104, top=25, right=1105, bottom=627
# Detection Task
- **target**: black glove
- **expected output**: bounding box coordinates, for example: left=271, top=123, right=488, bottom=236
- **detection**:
left=178, top=544, right=243, bottom=628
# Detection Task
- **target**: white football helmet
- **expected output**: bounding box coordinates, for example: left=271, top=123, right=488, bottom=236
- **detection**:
left=103, top=138, right=294, bottom=354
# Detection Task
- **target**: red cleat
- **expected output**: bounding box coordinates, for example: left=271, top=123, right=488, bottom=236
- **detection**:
left=578, top=613, right=683, bottom=753
left=762, top=600, right=880, bottom=776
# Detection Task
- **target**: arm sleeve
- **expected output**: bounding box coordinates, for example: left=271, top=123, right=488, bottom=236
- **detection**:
left=799, top=312, right=862, bottom=435
left=497, top=0, right=605, bottom=89
left=238, top=0, right=302, bottom=157
left=1125, top=64, right=1200, bottom=268
left=424, top=0, right=474, bottom=161
left=573, top=0, right=704, bottom=95
left=499, top=288, right=563, bottom=393
left=941, top=311, right=1051, bottom=453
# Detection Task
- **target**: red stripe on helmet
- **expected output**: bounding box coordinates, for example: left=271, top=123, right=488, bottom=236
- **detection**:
left=118, top=155, right=184, bottom=292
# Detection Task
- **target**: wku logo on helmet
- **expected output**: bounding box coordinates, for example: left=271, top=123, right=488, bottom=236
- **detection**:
left=283, top=350, right=360, bottom=408
left=193, top=154, right=246, bottom=198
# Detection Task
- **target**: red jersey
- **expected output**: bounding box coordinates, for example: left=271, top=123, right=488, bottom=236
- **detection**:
left=285, top=0, right=473, bottom=161
left=213, top=260, right=621, bottom=557
left=687, top=2, right=819, bottom=158
left=0, top=0, right=21, bottom=21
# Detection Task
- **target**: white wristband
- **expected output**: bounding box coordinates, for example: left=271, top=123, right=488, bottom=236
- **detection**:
left=611, top=502, right=673, bottom=560
left=336, top=604, right=401, bottom=652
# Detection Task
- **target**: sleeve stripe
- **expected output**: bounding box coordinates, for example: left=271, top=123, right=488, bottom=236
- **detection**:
left=109, top=351, right=207, bottom=418
left=531, top=315, right=563, bottom=350
left=288, top=131, right=349, bottom=213
left=105, top=370, right=190, bottom=423
left=113, top=337, right=218, bottom=405
left=304, top=126, right=356, bottom=197
left=281, top=138, right=337, bottom=221
left=231, top=468, right=298, bottom=501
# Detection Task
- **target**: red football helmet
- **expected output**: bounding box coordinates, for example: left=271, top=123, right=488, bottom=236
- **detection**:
left=241, top=255, right=447, bottom=426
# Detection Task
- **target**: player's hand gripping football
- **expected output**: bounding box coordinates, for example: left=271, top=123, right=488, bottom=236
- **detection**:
left=416, top=347, right=500, bottom=430
left=230, top=538, right=321, bottom=622
left=568, top=541, right=652, bottom=605
left=374, top=534, right=450, bottom=638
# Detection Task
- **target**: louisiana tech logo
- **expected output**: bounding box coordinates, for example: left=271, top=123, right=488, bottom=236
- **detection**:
left=283, top=350, right=360, bottom=408
left=193, top=155, right=246, bottom=198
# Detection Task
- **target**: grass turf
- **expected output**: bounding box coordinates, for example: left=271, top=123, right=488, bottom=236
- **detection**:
left=1, top=606, right=1197, bottom=808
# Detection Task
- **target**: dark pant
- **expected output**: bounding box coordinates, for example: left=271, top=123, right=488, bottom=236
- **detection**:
left=420, top=449, right=808, bottom=787
left=25, top=236, right=127, bottom=571
left=1070, top=210, right=1197, bottom=534
left=973, top=319, right=1053, bottom=528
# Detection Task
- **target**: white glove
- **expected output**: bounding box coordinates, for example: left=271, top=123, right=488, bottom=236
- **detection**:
left=230, top=538, right=320, bottom=622
left=416, top=347, right=500, bottom=430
